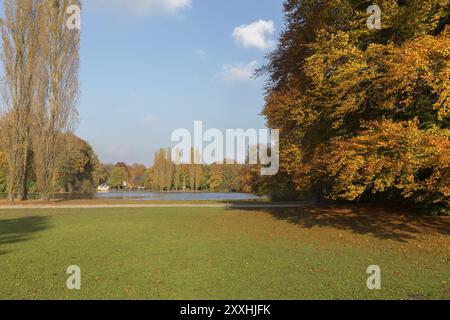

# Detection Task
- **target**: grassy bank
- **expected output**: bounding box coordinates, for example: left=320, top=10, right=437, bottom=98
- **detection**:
left=0, top=205, right=448, bottom=299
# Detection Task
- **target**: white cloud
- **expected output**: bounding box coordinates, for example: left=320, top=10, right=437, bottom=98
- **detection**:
left=193, top=48, right=207, bottom=57
left=93, top=0, right=192, bottom=16
left=143, top=115, right=160, bottom=124
left=221, top=61, right=258, bottom=83
left=233, top=20, right=275, bottom=50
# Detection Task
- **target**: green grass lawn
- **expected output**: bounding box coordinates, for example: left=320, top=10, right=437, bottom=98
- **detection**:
left=0, top=206, right=448, bottom=300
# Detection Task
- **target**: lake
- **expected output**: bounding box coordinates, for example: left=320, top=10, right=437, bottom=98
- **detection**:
left=93, top=192, right=262, bottom=201
left=0, top=192, right=262, bottom=201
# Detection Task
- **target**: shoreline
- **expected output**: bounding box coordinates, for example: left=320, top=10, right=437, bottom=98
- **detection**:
left=0, top=200, right=314, bottom=210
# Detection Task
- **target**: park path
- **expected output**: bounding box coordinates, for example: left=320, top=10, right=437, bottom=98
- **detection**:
left=0, top=203, right=314, bottom=210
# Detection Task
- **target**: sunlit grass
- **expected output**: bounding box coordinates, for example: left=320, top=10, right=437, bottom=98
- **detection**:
left=0, top=207, right=448, bottom=300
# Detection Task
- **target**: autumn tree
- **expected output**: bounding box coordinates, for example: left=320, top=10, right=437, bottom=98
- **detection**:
left=259, top=0, right=450, bottom=208
left=173, top=149, right=181, bottom=190
left=94, top=163, right=114, bottom=186
left=109, top=167, right=128, bottom=189
left=142, top=167, right=153, bottom=189
left=189, top=148, right=195, bottom=190
left=173, top=167, right=181, bottom=190
left=0, top=0, right=40, bottom=201
left=207, top=164, right=224, bottom=191
left=165, top=147, right=174, bottom=190
left=194, top=149, right=202, bottom=191
left=0, top=148, right=7, bottom=192
left=32, top=0, right=80, bottom=201
left=312, top=120, right=449, bottom=205
left=187, top=148, right=202, bottom=191
left=151, top=149, right=167, bottom=191
left=129, top=163, right=147, bottom=188
left=57, top=134, right=100, bottom=193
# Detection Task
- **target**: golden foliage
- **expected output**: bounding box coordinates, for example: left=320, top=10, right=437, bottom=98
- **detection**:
left=259, top=0, right=450, bottom=206
left=313, top=120, right=449, bottom=206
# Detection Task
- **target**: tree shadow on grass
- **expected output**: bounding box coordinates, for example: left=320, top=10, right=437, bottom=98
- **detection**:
left=227, top=203, right=450, bottom=242
left=0, top=216, right=50, bottom=255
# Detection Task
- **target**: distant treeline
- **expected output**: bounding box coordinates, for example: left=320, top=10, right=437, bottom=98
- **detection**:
left=146, top=148, right=251, bottom=192
left=0, top=140, right=258, bottom=196
left=95, top=148, right=254, bottom=193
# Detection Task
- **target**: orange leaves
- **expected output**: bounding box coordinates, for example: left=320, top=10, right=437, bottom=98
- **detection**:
left=259, top=0, right=450, bottom=205
left=304, top=31, right=372, bottom=129
left=312, top=120, right=450, bottom=205
left=378, top=33, right=450, bottom=120
left=303, top=30, right=450, bottom=130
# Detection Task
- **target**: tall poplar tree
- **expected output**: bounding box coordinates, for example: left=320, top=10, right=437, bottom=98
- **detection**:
left=32, top=0, right=81, bottom=201
left=0, top=0, right=40, bottom=201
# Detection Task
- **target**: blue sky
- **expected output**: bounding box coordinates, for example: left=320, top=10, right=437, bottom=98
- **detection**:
left=4, top=0, right=285, bottom=165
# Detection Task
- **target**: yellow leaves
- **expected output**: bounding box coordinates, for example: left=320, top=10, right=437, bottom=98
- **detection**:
left=0, top=150, right=6, bottom=168
left=73, top=157, right=88, bottom=174
left=303, top=30, right=450, bottom=132
left=382, top=34, right=450, bottom=119
left=304, top=32, right=373, bottom=129
left=260, top=0, right=450, bottom=205
left=308, top=120, right=450, bottom=205
left=279, top=142, right=302, bottom=175
left=435, top=77, right=450, bottom=120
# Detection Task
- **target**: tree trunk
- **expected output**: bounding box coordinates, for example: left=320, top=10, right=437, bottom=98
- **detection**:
left=19, top=172, right=29, bottom=201
left=19, top=148, right=32, bottom=201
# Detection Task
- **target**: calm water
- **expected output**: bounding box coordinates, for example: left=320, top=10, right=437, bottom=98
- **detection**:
left=0, top=192, right=262, bottom=201
left=94, top=192, right=262, bottom=201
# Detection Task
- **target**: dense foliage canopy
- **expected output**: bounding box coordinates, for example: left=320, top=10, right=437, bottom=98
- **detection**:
left=257, top=0, right=449, bottom=209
